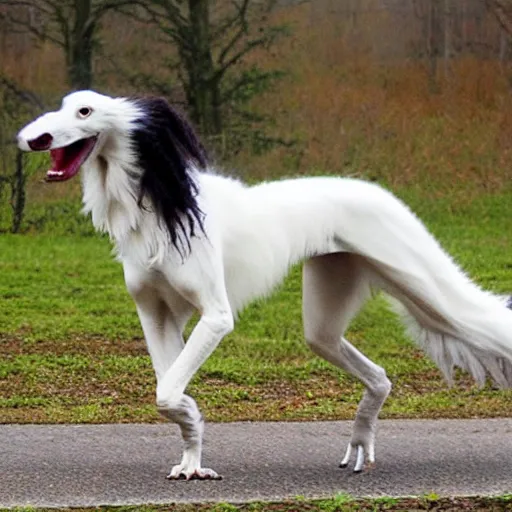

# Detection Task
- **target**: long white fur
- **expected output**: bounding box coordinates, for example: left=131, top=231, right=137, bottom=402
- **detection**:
left=17, top=90, right=512, bottom=480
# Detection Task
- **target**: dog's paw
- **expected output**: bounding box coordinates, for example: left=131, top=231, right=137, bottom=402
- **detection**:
left=166, top=464, right=222, bottom=480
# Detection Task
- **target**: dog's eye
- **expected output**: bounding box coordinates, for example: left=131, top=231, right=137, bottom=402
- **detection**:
left=77, top=107, right=92, bottom=119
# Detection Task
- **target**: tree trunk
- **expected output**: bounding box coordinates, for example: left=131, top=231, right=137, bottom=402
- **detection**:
left=427, top=0, right=437, bottom=92
left=427, top=0, right=442, bottom=92
left=443, top=0, right=451, bottom=79
left=68, top=0, right=94, bottom=90
left=185, top=0, right=222, bottom=136
left=500, top=28, right=509, bottom=65
left=10, top=149, right=25, bottom=233
left=461, top=0, right=467, bottom=51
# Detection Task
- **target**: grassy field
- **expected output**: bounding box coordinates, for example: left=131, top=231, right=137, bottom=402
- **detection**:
left=2, top=495, right=512, bottom=512
left=1, top=187, right=512, bottom=424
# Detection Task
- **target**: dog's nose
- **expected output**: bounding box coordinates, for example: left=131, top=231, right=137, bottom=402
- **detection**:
left=27, top=132, right=53, bottom=151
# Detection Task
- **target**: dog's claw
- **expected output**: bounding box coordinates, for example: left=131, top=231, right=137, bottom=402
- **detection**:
left=339, top=444, right=352, bottom=468
left=339, top=443, right=374, bottom=473
left=354, top=445, right=365, bottom=472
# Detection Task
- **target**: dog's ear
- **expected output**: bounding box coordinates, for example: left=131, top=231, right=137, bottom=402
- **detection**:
left=131, top=97, right=207, bottom=255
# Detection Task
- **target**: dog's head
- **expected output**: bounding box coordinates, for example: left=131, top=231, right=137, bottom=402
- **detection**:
left=18, top=89, right=208, bottom=253
left=17, top=90, right=134, bottom=182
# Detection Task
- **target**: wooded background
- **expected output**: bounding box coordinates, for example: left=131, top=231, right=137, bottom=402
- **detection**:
left=1, top=0, right=512, bottom=232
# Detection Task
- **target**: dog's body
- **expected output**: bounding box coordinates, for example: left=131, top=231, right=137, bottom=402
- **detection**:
left=18, top=91, right=512, bottom=480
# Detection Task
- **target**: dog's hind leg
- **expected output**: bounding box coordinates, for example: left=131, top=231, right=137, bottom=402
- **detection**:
left=303, top=252, right=391, bottom=473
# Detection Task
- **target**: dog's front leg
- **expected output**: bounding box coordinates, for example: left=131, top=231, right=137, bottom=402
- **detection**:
left=124, top=262, right=215, bottom=478
left=157, top=246, right=234, bottom=480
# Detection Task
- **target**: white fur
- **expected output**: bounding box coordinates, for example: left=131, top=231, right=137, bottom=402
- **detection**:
left=18, top=90, right=512, bottom=479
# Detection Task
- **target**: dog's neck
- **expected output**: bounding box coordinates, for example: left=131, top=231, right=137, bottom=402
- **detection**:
left=80, top=137, right=195, bottom=268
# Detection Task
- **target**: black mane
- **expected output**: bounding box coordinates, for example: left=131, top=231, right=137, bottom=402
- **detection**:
left=131, top=96, right=208, bottom=256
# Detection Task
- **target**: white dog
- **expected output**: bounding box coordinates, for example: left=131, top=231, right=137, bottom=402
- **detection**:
left=18, top=90, right=512, bottom=480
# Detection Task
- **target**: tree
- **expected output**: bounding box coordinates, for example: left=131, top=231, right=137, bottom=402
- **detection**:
left=411, top=0, right=458, bottom=91
left=0, top=74, right=43, bottom=232
left=141, top=0, right=286, bottom=148
left=0, top=0, right=148, bottom=89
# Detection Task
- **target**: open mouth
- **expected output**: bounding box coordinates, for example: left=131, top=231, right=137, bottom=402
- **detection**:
left=46, top=136, right=98, bottom=182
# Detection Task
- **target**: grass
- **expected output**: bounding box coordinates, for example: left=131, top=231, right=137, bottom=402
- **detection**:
left=2, top=494, right=512, bottom=511
left=1, top=188, right=512, bottom=424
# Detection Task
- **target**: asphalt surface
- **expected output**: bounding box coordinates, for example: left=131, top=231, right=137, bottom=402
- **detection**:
left=1, top=418, right=511, bottom=508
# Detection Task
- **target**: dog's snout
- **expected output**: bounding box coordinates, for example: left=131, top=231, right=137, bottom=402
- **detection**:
left=27, top=132, right=53, bottom=151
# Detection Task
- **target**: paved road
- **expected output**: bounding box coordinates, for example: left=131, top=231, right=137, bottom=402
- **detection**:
left=1, top=419, right=511, bottom=508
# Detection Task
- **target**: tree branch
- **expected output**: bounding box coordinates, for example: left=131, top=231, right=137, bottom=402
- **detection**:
left=211, top=0, right=250, bottom=46
left=220, top=68, right=280, bottom=104
left=486, top=0, right=512, bottom=37
left=92, top=0, right=163, bottom=22
left=0, top=11, right=65, bottom=46
left=215, top=28, right=281, bottom=80
left=0, top=0, right=51, bottom=9
left=144, top=0, right=187, bottom=25
left=0, top=74, right=44, bottom=109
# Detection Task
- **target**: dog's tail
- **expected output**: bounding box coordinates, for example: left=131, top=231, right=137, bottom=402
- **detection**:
left=338, top=183, right=512, bottom=388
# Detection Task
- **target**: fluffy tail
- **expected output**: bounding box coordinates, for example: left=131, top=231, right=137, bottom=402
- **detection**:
left=339, top=184, right=512, bottom=388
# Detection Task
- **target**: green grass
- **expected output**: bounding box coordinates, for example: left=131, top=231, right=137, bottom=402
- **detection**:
left=2, top=494, right=512, bottom=511
left=0, top=234, right=139, bottom=340
left=1, top=189, right=512, bottom=423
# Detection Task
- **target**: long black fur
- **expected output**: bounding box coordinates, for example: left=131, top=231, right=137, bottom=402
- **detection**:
left=131, top=97, right=208, bottom=256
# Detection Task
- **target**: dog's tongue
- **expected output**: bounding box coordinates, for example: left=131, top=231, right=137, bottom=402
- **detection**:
left=46, top=147, right=70, bottom=181
left=50, top=147, right=65, bottom=166
left=46, top=137, right=97, bottom=182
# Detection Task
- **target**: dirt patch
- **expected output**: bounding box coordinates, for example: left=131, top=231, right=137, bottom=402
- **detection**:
left=0, top=333, right=148, bottom=356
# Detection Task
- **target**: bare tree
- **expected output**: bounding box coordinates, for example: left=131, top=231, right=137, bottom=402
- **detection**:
left=0, top=74, right=43, bottom=232
left=0, top=0, right=149, bottom=89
